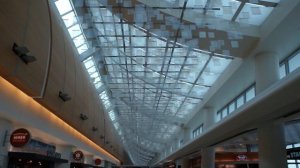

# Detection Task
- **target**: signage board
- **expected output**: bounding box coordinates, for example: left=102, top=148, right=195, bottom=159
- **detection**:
left=10, top=128, right=31, bottom=147
left=73, top=150, right=84, bottom=161
left=95, top=158, right=102, bottom=165
left=287, top=147, right=300, bottom=159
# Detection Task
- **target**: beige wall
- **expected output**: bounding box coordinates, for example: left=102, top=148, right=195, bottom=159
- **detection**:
left=0, top=0, right=125, bottom=161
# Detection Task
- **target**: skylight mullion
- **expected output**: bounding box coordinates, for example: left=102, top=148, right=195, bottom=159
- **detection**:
left=108, top=9, right=130, bottom=119
left=107, top=57, right=202, bottom=99
left=94, top=8, right=117, bottom=116
left=172, top=55, right=212, bottom=118
left=119, top=19, right=132, bottom=105
left=55, top=0, right=73, bottom=15
left=231, top=1, right=246, bottom=22
left=235, top=0, right=278, bottom=7
left=142, top=30, right=150, bottom=106
left=128, top=26, right=141, bottom=139
left=148, top=0, right=188, bottom=142
left=203, top=0, right=212, bottom=15
left=153, top=0, right=189, bottom=120
left=161, top=49, right=192, bottom=119
left=74, top=40, right=86, bottom=49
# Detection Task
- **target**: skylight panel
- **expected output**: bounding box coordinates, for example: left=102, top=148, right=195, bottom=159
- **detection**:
left=236, top=3, right=273, bottom=25
left=93, top=77, right=101, bottom=83
left=109, top=111, right=116, bottom=121
left=83, top=58, right=94, bottom=69
left=114, top=122, right=120, bottom=129
left=190, top=85, right=209, bottom=97
left=83, top=56, right=103, bottom=89
left=62, top=11, right=77, bottom=28
left=77, top=44, right=88, bottom=54
left=186, top=0, right=207, bottom=8
left=55, top=0, right=72, bottom=15
left=90, top=72, right=99, bottom=78
left=207, top=56, right=231, bottom=74
left=54, top=0, right=89, bottom=56
left=131, top=37, right=147, bottom=46
left=208, top=0, right=241, bottom=20
left=263, top=0, right=280, bottom=2
left=73, top=35, right=86, bottom=47
left=104, top=101, right=111, bottom=109
left=178, top=82, right=193, bottom=94
left=68, top=24, right=82, bottom=38
left=199, top=71, right=219, bottom=86
left=131, top=26, right=147, bottom=36
left=132, top=48, right=146, bottom=56
left=94, top=82, right=102, bottom=89
left=100, top=91, right=108, bottom=100
left=87, top=66, right=97, bottom=74
left=85, top=2, right=235, bottom=162
left=148, top=37, right=167, bottom=47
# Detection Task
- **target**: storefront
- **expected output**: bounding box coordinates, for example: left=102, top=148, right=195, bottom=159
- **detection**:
left=7, top=128, right=67, bottom=168
left=8, top=152, right=67, bottom=168
left=215, top=152, right=258, bottom=168
left=187, top=152, right=259, bottom=168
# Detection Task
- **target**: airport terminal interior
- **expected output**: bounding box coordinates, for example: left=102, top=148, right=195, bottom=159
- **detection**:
left=0, top=0, right=300, bottom=168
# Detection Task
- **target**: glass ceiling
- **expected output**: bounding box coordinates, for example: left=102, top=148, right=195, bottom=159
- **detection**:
left=158, top=0, right=278, bottom=25
left=54, top=0, right=279, bottom=165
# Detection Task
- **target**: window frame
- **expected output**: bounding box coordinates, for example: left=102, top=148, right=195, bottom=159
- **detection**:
left=216, top=84, right=256, bottom=122
left=192, top=124, right=204, bottom=139
left=280, top=48, right=300, bottom=77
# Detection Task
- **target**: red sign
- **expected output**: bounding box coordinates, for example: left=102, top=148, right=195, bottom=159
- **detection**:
left=73, top=150, right=84, bottom=161
left=95, top=158, right=102, bottom=165
left=10, top=128, right=31, bottom=147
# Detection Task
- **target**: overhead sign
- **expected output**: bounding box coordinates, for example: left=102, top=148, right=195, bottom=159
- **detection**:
left=287, top=147, right=300, bottom=159
left=73, top=150, right=84, bottom=161
left=10, top=128, right=31, bottom=147
left=95, top=158, right=102, bottom=165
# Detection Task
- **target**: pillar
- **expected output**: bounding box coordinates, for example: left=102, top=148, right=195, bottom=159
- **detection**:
left=0, top=119, right=12, bottom=168
left=55, top=145, right=73, bottom=168
left=183, top=127, right=191, bottom=144
left=255, top=51, right=280, bottom=93
left=203, top=107, right=214, bottom=129
left=257, top=122, right=286, bottom=168
left=201, top=147, right=215, bottom=168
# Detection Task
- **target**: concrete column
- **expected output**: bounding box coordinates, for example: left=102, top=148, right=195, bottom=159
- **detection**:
left=84, top=154, right=94, bottom=166
left=203, top=107, right=215, bottom=129
left=183, top=127, right=191, bottom=143
left=257, top=122, right=286, bottom=168
left=255, top=51, right=280, bottom=93
left=0, top=118, right=12, bottom=168
left=201, top=147, right=215, bottom=168
left=55, top=145, right=73, bottom=168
